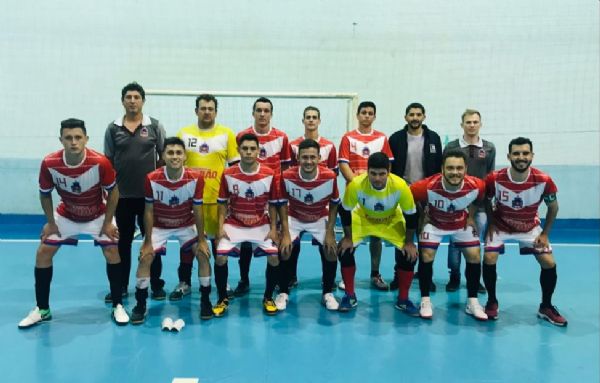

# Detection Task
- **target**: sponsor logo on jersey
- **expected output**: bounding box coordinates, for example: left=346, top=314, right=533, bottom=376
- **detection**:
left=374, top=202, right=384, bottom=211
left=169, top=195, right=180, bottom=206
left=478, top=149, right=486, bottom=158
left=71, top=181, right=82, bottom=194
left=245, top=188, right=255, bottom=199
left=429, top=144, right=437, bottom=153
left=304, top=193, right=314, bottom=204
left=362, top=146, right=370, bottom=157
left=199, top=143, right=209, bottom=154
left=512, top=196, right=523, bottom=209
left=447, top=203, right=456, bottom=213
left=140, top=127, right=149, bottom=138
left=259, top=147, right=267, bottom=159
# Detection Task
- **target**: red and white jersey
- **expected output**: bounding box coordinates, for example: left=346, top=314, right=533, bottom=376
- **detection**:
left=338, top=129, right=394, bottom=175
left=218, top=164, right=283, bottom=227
left=144, top=167, right=204, bottom=229
left=39, top=148, right=116, bottom=222
left=281, top=166, right=340, bottom=223
left=289, top=136, right=338, bottom=172
left=237, top=126, right=291, bottom=174
left=486, top=167, right=558, bottom=233
left=411, top=174, right=485, bottom=231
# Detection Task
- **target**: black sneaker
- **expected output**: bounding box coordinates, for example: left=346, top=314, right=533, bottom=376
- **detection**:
left=151, top=288, right=167, bottom=301
left=445, top=275, right=460, bottom=292
left=233, top=281, right=250, bottom=297
left=104, top=287, right=128, bottom=303
left=200, top=300, right=214, bottom=320
left=478, top=282, right=487, bottom=294
left=130, top=305, right=146, bottom=325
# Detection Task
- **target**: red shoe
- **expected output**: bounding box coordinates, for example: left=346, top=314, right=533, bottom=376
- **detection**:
left=537, top=305, right=568, bottom=327
left=485, top=301, right=499, bottom=320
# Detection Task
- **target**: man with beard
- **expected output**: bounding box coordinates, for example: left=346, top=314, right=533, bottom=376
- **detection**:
left=482, top=137, right=567, bottom=326
left=410, top=150, right=488, bottom=320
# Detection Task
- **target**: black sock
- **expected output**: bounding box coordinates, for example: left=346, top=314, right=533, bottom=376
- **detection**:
left=178, top=263, right=193, bottom=286
left=370, top=270, right=380, bottom=278
left=264, top=264, right=280, bottom=300
left=238, top=242, right=252, bottom=284
left=200, top=285, right=211, bottom=303
left=35, top=266, right=53, bottom=310
left=322, top=259, right=337, bottom=294
left=214, top=263, right=228, bottom=301
left=418, top=261, right=433, bottom=297
left=134, top=287, right=148, bottom=308
left=482, top=263, right=497, bottom=303
left=106, top=263, right=123, bottom=307
left=465, top=262, right=481, bottom=298
left=150, top=255, right=165, bottom=291
left=540, top=266, right=557, bottom=308
left=289, top=242, right=300, bottom=280
left=278, top=258, right=291, bottom=294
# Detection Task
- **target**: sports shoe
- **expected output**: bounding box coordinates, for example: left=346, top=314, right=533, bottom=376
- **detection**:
left=212, top=298, right=229, bottom=317
left=112, top=304, right=130, bottom=325
left=161, top=317, right=174, bottom=331
left=263, top=298, right=278, bottom=315
left=168, top=282, right=191, bottom=301
left=200, top=300, right=214, bottom=320
left=478, top=282, right=487, bottom=294
left=151, top=288, right=167, bottom=301
left=338, top=293, right=358, bottom=312
left=130, top=305, right=146, bottom=325
left=275, top=293, right=289, bottom=311
left=18, top=307, right=52, bottom=329
left=445, top=274, right=460, bottom=292
left=321, top=293, right=339, bottom=311
left=233, top=281, right=250, bottom=297
left=338, top=280, right=346, bottom=291
left=370, top=273, right=389, bottom=291
left=395, top=298, right=420, bottom=317
left=537, top=305, right=568, bottom=327
left=419, top=299, right=433, bottom=319
left=104, top=287, right=128, bottom=303
left=485, top=301, right=499, bottom=320
left=465, top=298, right=488, bottom=321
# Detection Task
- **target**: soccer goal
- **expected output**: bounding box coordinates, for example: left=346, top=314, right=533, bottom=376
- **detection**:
left=144, top=89, right=359, bottom=141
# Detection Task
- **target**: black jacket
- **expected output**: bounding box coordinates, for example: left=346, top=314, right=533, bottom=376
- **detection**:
left=389, top=125, right=442, bottom=180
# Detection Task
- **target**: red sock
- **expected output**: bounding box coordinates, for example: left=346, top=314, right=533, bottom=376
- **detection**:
left=341, top=265, right=356, bottom=295
left=397, top=270, right=414, bottom=301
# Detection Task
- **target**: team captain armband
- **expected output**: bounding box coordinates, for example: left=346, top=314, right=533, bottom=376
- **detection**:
left=404, top=212, right=418, bottom=231
left=543, top=193, right=557, bottom=203
left=338, top=205, right=351, bottom=227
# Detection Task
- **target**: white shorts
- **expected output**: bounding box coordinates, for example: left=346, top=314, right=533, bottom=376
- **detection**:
left=151, top=225, right=198, bottom=256
left=43, top=213, right=117, bottom=247
left=484, top=226, right=552, bottom=255
left=216, top=224, right=278, bottom=258
left=288, top=216, right=327, bottom=246
left=419, top=223, right=480, bottom=251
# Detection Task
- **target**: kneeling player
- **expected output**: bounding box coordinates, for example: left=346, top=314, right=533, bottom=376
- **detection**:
left=337, top=152, right=419, bottom=313
left=482, top=137, right=567, bottom=326
left=213, top=133, right=290, bottom=316
left=130, top=137, right=212, bottom=324
left=19, top=118, right=129, bottom=328
left=275, top=139, right=340, bottom=311
left=411, top=150, right=487, bottom=320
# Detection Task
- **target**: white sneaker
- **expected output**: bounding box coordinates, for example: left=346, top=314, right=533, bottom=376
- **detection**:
left=338, top=280, right=346, bottom=291
left=321, top=293, right=339, bottom=311
left=465, top=298, right=488, bottom=321
left=419, top=299, right=433, bottom=319
left=162, top=317, right=174, bottom=331
left=275, top=293, right=289, bottom=311
left=18, top=307, right=52, bottom=329
left=172, top=319, right=185, bottom=332
left=112, top=304, right=129, bottom=325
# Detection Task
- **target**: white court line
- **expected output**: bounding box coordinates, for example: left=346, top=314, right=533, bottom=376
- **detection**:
left=172, top=379, right=198, bottom=383
left=0, top=239, right=598, bottom=247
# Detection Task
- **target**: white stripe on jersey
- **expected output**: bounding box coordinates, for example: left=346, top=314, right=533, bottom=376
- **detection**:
left=180, top=132, right=229, bottom=154
left=224, top=174, right=273, bottom=198
left=284, top=178, right=335, bottom=205
left=149, top=180, right=198, bottom=206
left=260, top=136, right=286, bottom=159
left=495, top=182, right=547, bottom=208
left=427, top=188, right=479, bottom=212
left=347, top=136, right=387, bottom=156
left=48, top=165, right=100, bottom=194
left=353, top=190, right=401, bottom=212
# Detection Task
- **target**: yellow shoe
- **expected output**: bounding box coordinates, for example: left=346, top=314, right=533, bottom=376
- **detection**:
left=263, top=298, right=278, bottom=315
left=212, top=298, right=229, bottom=317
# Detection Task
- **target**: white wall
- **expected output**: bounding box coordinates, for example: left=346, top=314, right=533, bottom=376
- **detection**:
left=1, top=0, right=598, bottom=216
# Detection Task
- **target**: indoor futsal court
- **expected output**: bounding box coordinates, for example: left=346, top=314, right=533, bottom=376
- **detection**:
left=1, top=218, right=598, bottom=382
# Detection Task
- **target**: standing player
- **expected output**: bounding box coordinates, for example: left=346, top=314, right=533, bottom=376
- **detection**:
left=213, top=133, right=291, bottom=316
left=337, top=153, right=419, bottom=313
left=130, top=137, right=213, bottom=324
left=104, top=82, right=166, bottom=301
left=482, top=137, right=567, bottom=326
left=234, top=97, right=291, bottom=297
left=444, top=109, right=495, bottom=292
left=19, top=118, right=129, bottom=328
left=338, top=101, right=395, bottom=291
left=174, top=94, right=239, bottom=300
left=275, top=139, right=340, bottom=311
left=286, top=106, right=338, bottom=289
left=410, top=150, right=488, bottom=320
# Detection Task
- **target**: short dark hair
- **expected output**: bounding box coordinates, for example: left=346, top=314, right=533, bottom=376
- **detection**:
left=367, top=152, right=390, bottom=170
left=303, top=106, right=320, bottom=119
left=60, top=118, right=86, bottom=136
left=405, top=102, right=425, bottom=115
left=238, top=133, right=259, bottom=147
left=442, top=149, right=467, bottom=165
left=121, top=82, right=145, bottom=101
left=253, top=97, right=273, bottom=113
left=508, top=137, right=533, bottom=153
left=357, top=101, right=376, bottom=115
left=298, top=138, right=320, bottom=154
left=195, top=94, right=218, bottom=111
left=163, top=136, right=186, bottom=152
